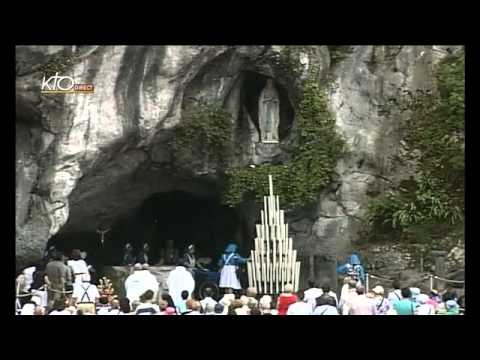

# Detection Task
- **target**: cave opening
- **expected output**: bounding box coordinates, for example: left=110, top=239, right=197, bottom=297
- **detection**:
left=241, top=71, right=294, bottom=140
left=48, top=190, right=251, bottom=269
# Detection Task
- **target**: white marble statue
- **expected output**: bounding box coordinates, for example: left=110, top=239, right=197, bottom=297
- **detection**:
left=258, top=79, right=280, bottom=143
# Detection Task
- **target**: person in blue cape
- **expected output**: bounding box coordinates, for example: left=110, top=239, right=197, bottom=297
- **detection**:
left=337, top=254, right=365, bottom=284
left=218, top=243, right=248, bottom=292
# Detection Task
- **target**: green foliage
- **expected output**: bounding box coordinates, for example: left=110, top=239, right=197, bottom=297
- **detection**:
left=171, top=104, right=233, bottom=169
left=222, top=56, right=345, bottom=209
left=364, top=49, right=464, bottom=243
left=366, top=174, right=462, bottom=230
left=403, top=51, right=464, bottom=207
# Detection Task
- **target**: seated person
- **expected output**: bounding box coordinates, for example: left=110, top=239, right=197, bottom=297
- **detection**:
left=181, top=245, right=207, bottom=271
left=123, top=243, right=135, bottom=266
left=136, top=243, right=150, bottom=265
left=157, top=239, right=179, bottom=266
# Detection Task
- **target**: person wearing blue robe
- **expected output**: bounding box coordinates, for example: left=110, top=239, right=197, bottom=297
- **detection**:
left=337, top=254, right=366, bottom=284
left=218, top=244, right=248, bottom=291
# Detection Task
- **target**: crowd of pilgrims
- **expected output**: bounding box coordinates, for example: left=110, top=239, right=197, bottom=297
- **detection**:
left=16, top=244, right=463, bottom=315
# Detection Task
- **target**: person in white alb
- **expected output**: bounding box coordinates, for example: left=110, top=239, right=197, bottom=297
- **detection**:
left=167, top=265, right=195, bottom=308
left=125, top=263, right=159, bottom=303
left=287, top=290, right=313, bottom=315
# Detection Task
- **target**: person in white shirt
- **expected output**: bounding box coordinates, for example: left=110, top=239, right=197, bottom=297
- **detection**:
left=125, top=263, right=159, bottom=303
left=219, top=289, right=235, bottom=307
left=287, top=290, right=313, bottom=315
left=23, top=266, right=36, bottom=291
left=387, top=280, right=403, bottom=305
left=72, top=274, right=100, bottom=314
left=204, top=302, right=216, bottom=315
left=135, top=290, right=160, bottom=315
left=340, top=279, right=359, bottom=315
left=20, top=302, right=36, bottom=315
left=339, top=276, right=352, bottom=310
left=72, top=274, right=100, bottom=304
left=200, top=287, right=217, bottom=313
left=68, top=249, right=91, bottom=284
left=415, top=294, right=435, bottom=315
left=304, top=280, right=324, bottom=310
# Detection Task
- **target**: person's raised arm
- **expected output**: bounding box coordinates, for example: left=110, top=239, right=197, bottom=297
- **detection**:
left=236, top=254, right=248, bottom=264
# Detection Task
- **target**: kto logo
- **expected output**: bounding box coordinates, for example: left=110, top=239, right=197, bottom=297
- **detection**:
left=41, top=72, right=94, bottom=94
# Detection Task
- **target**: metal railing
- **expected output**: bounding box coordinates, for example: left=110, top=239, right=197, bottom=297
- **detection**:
left=365, top=273, right=465, bottom=293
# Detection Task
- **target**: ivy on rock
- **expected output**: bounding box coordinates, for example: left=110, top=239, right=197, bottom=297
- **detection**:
left=170, top=103, right=233, bottom=170
left=222, top=48, right=345, bottom=209
left=364, top=49, right=464, bottom=244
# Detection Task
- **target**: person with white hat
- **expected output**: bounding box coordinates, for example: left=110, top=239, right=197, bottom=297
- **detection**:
left=371, top=285, right=392, bottom=315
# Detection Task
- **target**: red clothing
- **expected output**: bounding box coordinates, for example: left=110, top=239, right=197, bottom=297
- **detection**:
left=277, top=294, right=298, bottom=315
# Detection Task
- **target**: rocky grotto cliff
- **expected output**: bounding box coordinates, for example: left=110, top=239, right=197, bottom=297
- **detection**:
left=16, top=45, right=464, bottom=284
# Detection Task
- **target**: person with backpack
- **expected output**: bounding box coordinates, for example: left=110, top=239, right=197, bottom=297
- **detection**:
left=387, top=279, right=403, bottom=305
left=313, top=295, right=339, bottom=315
left=371, top=285, right=391, bottom=315
left=218, top=243, right=248, bottom=293
left=72, top=274, right=100, bottom=314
